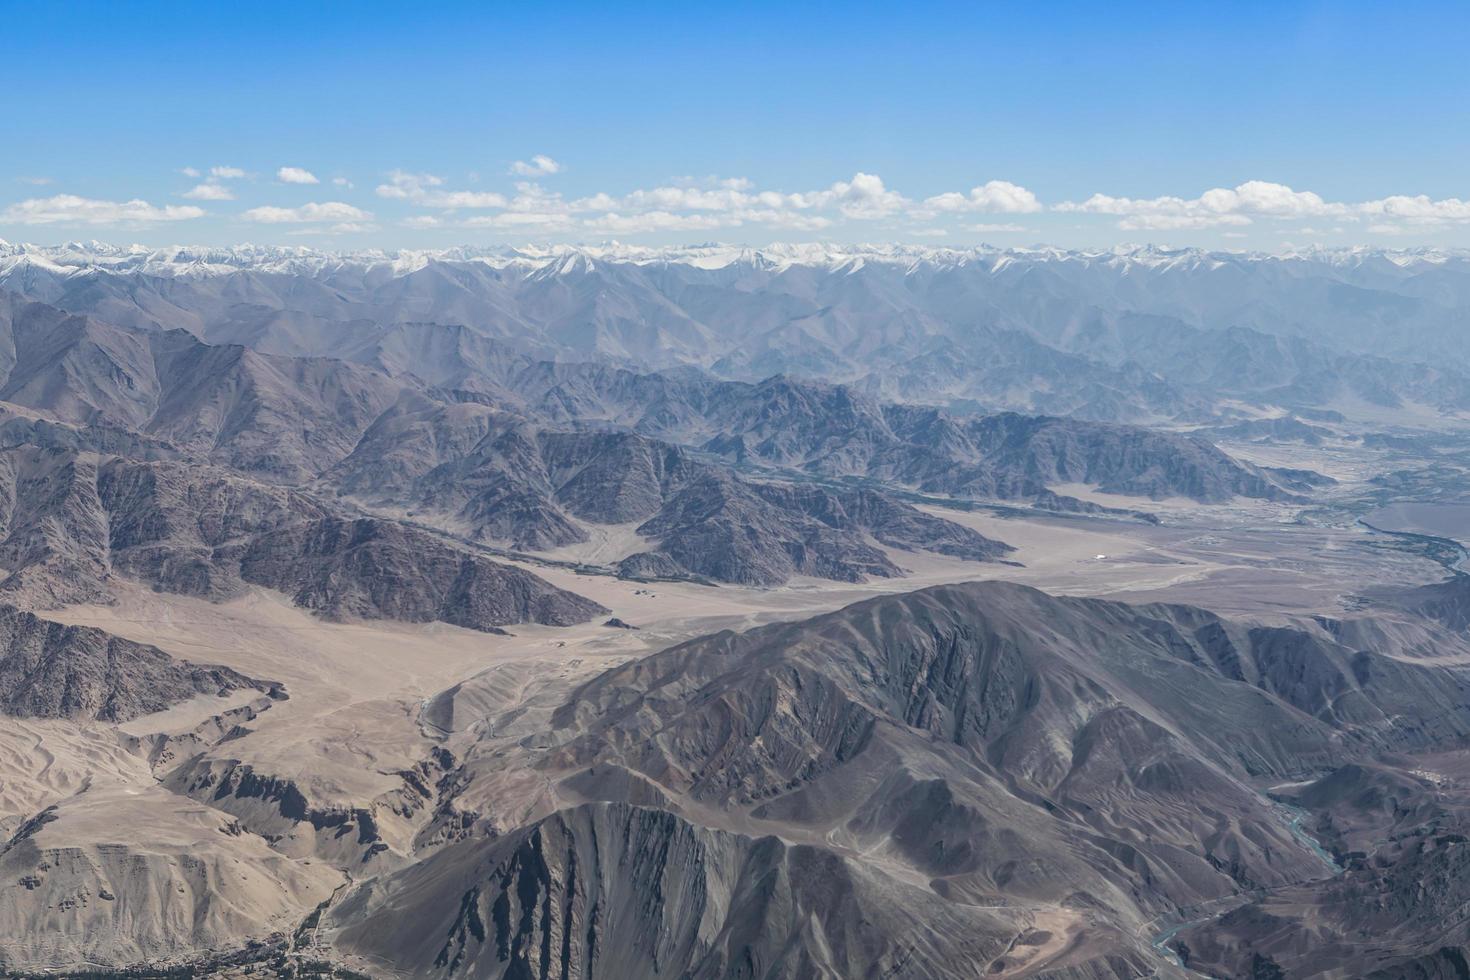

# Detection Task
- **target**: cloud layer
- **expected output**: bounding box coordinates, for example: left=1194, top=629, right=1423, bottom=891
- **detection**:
left=241, top=201, right=371, bottom=223
left=4, top=163, right=1468, bottom=242
left=2, top=195, right=206, bottom=225
left=1057, top=180, right=1470, bottom=231
left=370, top=170, right=1041, bottom=236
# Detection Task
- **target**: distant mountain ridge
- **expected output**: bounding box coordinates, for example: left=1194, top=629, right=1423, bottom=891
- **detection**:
left=5, top=241, right=1470, bottom=422
left=5, top=239, right=1468, bottom=276
left=0, top=292, right=1312, bottom=595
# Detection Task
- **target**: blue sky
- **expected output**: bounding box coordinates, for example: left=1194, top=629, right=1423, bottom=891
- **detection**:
left=4, top=1, right=1469, bottom=249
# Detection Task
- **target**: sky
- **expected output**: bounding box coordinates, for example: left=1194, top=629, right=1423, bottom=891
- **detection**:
left=4, top=0, right=1470, bottom=251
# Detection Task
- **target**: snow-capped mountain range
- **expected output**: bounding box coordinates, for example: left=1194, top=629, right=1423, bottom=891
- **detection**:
left=3, top=238, right=1469, bottom=277
left=3, top=240, right=1470, bottom=423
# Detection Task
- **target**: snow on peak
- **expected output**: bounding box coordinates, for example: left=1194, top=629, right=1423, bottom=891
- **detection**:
left=0, top=240, right=1466, bottom=284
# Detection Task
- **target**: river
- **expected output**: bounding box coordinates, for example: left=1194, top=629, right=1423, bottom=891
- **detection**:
left=1147, top=799, right=1341, bottom=971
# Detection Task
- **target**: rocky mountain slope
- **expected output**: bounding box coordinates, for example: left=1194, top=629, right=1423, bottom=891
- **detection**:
left=333, top=397, right=1013, bottom=585
left=0, top=604, right=271, bottom=721
left=327, top=801, right=1115, bottom=980
left=0, top=294, right=406, bottom=482
left=0, top=445, right=606, bottom=630
left=0, top=290, right=1317, bottom=516
left=1172, top=756, right=1470, bottom=977
left=0, top=291, right=1307, bottom=592
left=491, top=357, right=1321, bottom=497
left=1377, top=574, right=1470, bottom=634
left=230, top=517, right=608, bottom=630
left=297, top=580, right=1470, bottom=979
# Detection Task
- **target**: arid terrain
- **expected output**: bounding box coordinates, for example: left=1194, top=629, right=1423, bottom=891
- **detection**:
left=3, top=244, right=1470, bottom=978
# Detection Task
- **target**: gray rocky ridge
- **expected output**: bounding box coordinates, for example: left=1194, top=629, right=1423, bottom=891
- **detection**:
left=0, top=604, right=273, bottom=721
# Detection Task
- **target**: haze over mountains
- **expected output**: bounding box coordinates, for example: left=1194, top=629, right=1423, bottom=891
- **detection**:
left=5, top=241, right=1470, bottom=423
left=2, top=241, right=1470, bottom=979
left=0, top=272, right=1313, bottom=596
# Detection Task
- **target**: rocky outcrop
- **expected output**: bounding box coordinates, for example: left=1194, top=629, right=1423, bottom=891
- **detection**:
left=316, top=579, right=1470, bottom=979
left=0, top=444, right=606, bottom=630
left=1381, top=575, right=1470, bottom=634
left=0, top=792, right=338, bottom=971
left=871, top=406, right=1304, bottom=502
left=618, top=471, right=903, bottom=586
left=1175, top=761, right=1470, bottom=978
left=231, top=517, right=607, bottom=630
left=533, top=583, right=1470, bottom=930
left=0, top=604, right=271, bottom=721
left=619, top=472, right=1012, bottom=586
left=494, top=367, right=1302, bottom=504
left=326, top=801, right=1149, bottom=980
left=335, top=405, right=1012, bottom=586
left=0, top=447, right=328, bottom=605
left=0, top=446, right=114, bottom=606
left=0, top=296, right=406, bottom=482
left=96, top=456, right=330, bottom=598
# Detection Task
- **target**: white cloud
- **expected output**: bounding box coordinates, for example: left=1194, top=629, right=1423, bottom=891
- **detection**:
left=923, top=180, right=1041, bottom=215
left=1057, top=181, right=1338, bottom=228
left=1059, top=180, right=1470, bottom=234
left=281, top=221, right=379, bottom=237
left=375, top=170, right=444, bottom=200
left=234, top=168, right=1470, bottom=240
left=34, top=168, right=1468, bottom=244
left=1060, top=192, right=1258, bottom=228
left=439, top=175, right=844, bottom=234
left=366, top=169, right=1037, bottom=236
left=15, top=176, right=54, bottom=186
left=511, top=180, right=571, bottom=206
left=377, top=170, right=506, bottom=208
left=277, top=166, right=320, bottom=185
left=240, top=201, right=372, bottom=223
left=182, top=182, right=235, bottom=201
left=2, top=194, right=206, bottom=225
left=797, top=172, right=907, bottom=219
left=379, top=171, right=1021, bottom=235
left=180, top=167, right=201, bottom=178
left=615, top=185, right=753, bottom=211
left=1360, top=194, right=1470, bottom=223
left=509, top=155, right=562, bottom=177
